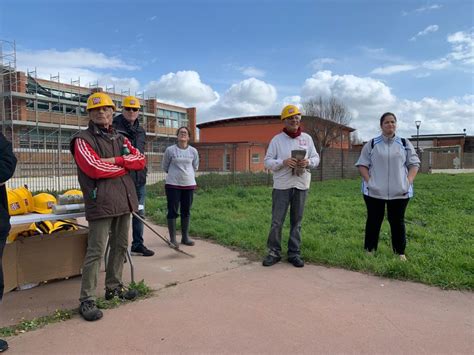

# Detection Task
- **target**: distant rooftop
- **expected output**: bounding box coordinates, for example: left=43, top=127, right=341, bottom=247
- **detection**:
left=197, top=115, right=355, bottom=131
left=410, top=133, right=469, bottom=139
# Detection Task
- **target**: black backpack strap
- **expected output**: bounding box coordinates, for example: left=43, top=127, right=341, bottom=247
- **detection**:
left=371, top=138, right=375, bottom=149
left=401, top=138, right=406, bottom=147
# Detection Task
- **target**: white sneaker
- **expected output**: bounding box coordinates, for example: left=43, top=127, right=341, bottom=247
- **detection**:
left=399, top=254, right=407, bottom=261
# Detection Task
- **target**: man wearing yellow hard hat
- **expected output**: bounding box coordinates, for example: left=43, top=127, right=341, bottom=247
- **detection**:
left=262, top=105, right=320, bottom=268
left=113, top=96, right=154, bottom=257
left=0, top=132, right=17, bottom=352
left=70, top=91, right=146, bottom=322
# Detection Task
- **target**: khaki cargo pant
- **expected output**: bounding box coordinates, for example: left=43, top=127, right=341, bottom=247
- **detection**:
left=80, top=214, right=130, bottom=302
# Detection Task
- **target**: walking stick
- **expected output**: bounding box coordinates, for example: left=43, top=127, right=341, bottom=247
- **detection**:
left=132, top=211, right=195, bottom=258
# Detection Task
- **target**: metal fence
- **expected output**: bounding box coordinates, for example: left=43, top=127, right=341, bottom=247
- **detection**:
left=420, top=149, right=474, bottom=172
left=9, top=139, right=471, bottom=193
left=6, top=144, right=364, bottom=193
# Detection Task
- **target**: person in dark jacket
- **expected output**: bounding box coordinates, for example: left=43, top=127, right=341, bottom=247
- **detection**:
left=71, top=92, right=146, bottom=322
left=112, top=96, right=153, bottom=257
left=0, top=132, right=17, bottom=352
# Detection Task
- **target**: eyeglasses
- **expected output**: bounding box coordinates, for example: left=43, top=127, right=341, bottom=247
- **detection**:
left=124, top=107, right=139, bottom=112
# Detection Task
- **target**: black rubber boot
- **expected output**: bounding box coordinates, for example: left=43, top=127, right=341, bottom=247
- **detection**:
left=181, top=216, right=194, bottom=246
left=167, top=219, right=178, bottom=247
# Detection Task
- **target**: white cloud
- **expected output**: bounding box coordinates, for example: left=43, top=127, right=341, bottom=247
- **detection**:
left=16, top=48, right=140, bottom=90
left=98, top=76, right=141, bottom=94
left=410, top=25, right=439, bottom=41
left=299, top=70, right=473, bottom=140
left=206, top=78, right=277, bottom=119
left=370, top=29, right=472, bottom=76
left=415, top=4, right=442, bottom=13
left=371, top=64, right=418, bottom=75
left=403, top=4, right=442, bottom=16
left=447, top=30, right=474, bottom=65
left=421, top=58, right=451, bottom=70
left=145, top=71, right=219, bottom=107
left=301, top=71, right=396, bottom=113
left=17, top=48, right=138, bottom=71
left=310, top=58, right=336, bottom=70
left=240, top=66, right=265, bottom=77
left=281, top=96, right=302, bottom=107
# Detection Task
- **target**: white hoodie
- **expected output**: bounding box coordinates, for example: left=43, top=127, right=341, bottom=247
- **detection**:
left=264, top=132, right=320, bottom=190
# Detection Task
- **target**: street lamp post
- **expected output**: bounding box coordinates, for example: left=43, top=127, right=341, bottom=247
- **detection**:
left=415, top=120, right=421, bottom=153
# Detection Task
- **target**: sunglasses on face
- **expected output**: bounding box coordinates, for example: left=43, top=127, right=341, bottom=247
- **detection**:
left=124, top=107, right=139, bottom=112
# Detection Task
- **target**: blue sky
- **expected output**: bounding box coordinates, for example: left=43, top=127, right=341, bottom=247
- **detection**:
left=1, top=0, right=473, bottom=140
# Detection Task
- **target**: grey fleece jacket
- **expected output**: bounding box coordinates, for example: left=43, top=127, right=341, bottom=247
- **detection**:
left=355, top=135, right=420, bottom=200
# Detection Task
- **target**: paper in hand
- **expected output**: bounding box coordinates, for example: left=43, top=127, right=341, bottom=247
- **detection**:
left=291, top=149, right=306, bottom=176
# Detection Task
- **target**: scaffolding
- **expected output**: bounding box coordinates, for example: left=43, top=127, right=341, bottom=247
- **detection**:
left=0, top=39, right=19, bottom=144
left=0, top=39, right=194, bottom=191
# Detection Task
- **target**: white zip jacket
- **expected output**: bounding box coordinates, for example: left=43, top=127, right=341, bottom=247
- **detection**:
left=355, top=135, right=420, bottom=200
left=264, top=132, right=320, bottom=190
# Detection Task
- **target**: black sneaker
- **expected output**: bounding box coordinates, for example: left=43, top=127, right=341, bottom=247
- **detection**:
left=262, top=254, right=281, bottom=267
left=105, top=284, right=139, bottom=301
left=131, top=245, right=155, bottom=257
left=288, top=256, right=305, bottom=268
left=0, top=339, right=8, bottom=352
left=79, top=300, right=103, bottom=321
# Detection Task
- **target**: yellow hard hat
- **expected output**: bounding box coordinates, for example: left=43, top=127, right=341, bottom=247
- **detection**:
left=122, top=96, right=140, bottom=109
left=7, top=188, right=27, bottom=216
left=32, top=193, right=57, bottom=214
left=63, top=189, right=83, bottom=196
left=13, top=186, right=35, bottom=213
left=86, top=92, right=116, bottom=111
left=281, top=104, right=301, bottom=120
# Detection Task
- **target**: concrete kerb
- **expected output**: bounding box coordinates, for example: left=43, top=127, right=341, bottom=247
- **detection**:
left=1, top=219, right=473, bottom=354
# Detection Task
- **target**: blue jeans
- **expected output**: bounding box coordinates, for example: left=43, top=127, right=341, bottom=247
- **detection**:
left=131, top=184, right=146, bottom=249
left=266, top=188, right=308, bottom=258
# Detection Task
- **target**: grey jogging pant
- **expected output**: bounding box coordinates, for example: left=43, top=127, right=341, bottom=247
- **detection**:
left=266, top=188, right=308, bottom=258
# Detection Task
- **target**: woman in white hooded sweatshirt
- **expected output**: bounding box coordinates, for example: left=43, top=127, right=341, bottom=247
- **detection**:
left=355, top=112, right=420, bottom=261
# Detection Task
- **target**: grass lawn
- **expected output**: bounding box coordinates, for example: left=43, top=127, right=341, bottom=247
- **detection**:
left=146, top=173, right=474, bottom=290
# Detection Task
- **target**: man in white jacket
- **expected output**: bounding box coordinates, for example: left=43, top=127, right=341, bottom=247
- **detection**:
left=263, top=105, right=320, bottom=268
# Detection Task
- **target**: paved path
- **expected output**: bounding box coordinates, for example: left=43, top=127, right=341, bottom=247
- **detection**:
left=1, top=221, right=472, bottom=354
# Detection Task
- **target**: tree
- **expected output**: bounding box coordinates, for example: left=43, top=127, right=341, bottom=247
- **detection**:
left=302, top=96, right=352, bottom=152
left=350, top=131, right=363, bottom=146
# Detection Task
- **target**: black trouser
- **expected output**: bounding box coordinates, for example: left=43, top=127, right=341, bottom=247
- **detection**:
left=165, top=187, right=194, bottom=219
left=0, top=231, right=7, bottom=301
left=363, top=195, right=409, bottom=255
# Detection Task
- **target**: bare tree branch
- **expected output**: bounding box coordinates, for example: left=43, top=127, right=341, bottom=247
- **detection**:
left=302, top=96, right=352, bottom=151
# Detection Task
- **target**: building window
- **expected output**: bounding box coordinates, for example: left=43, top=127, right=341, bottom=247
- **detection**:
left=224, top=154, right=231, bottom=171
left=251, top=153, right=260, bottom=163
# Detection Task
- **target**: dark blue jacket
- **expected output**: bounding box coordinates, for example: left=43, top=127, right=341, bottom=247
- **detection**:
left=0, top=132, right=17, bottom=238
left=112, top=114, right=147, bottom=186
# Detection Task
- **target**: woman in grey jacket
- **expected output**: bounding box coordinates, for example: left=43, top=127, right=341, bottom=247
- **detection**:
left=355, top=112, right=420, bottom=260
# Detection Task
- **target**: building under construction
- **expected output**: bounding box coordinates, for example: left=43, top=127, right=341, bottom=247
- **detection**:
left=0, top=40, right=196, bottom=191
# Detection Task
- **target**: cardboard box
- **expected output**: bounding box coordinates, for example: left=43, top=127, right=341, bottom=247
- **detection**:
left=3, top=228, right=88, bottom=293
left=3, top=242, right=18, bottom=293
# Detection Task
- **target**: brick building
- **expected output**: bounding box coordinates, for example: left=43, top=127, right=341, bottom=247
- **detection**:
left=0, top=62, right=196, bottom=183
left=196, top=115, right=355, bottom=172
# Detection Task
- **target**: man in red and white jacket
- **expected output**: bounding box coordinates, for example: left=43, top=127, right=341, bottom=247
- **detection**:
left=70, top=92, right=146, bottom=322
